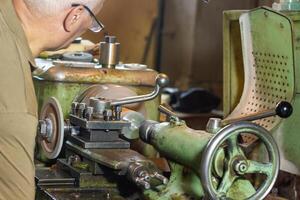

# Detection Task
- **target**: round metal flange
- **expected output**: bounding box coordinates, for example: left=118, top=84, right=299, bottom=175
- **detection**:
left=62, top=51, right=94, bottom=63
left=39, top=97, right=64, bottom=160
left=201, top=122, right=280, bottom=200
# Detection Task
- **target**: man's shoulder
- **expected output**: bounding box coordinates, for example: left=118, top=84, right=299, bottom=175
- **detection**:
left=0, top=0, right=34, bottom=65
left=0, top=0, right=19, bottom=27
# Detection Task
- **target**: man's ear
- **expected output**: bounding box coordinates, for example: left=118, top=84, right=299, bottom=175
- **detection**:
left=64, top=6, right=85, bottom=32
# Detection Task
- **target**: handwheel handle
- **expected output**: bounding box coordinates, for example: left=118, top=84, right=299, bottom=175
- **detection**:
left=275, top=101, right=293, bottom=118
left=222, top=101, right=293, bottom=126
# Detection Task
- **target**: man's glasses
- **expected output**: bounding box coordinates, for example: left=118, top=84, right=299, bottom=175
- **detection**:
left=72, top=4, right=105, bottom=33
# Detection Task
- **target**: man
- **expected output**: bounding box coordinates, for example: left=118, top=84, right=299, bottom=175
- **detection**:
left=0, top=0, right=105, bottom=199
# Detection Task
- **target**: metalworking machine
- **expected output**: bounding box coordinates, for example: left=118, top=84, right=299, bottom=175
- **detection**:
left=34, top=4, right=297, bottom=200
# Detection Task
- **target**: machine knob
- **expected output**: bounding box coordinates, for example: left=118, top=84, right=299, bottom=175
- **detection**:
left=156, top=73, right=170, bottom=88
left=222, top=101, right=293, bottom=126
left=275, top=101, right=293, bottom=118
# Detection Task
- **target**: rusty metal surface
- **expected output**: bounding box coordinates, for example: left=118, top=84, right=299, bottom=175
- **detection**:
left=37, top=187, right=125, bottom=200
left=66, top=141, right=147, bottom=170
left=36, top=167, right=75, bottom=187
left=34, top=64, right=158, bottom=86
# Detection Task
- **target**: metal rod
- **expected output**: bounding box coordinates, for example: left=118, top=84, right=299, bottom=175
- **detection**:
left=158, top=105, right=177, bottom=118
left=111, top=85, right=160, bottom=106
left=222, top=101, right=293, bottom=126
left=222, top=109, right=275, bottom=126
left=111, top=74, right=169, bottom=107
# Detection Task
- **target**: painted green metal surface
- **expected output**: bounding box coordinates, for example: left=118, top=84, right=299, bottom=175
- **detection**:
left=276, top=95, right=300, bottom=167
left=144, top=162, right=255, bottom=200
left=149, top=121, right=213, bottom=170
left=34, top=80, right=160, bottom=121
left=144, top=121, right=263, bottom=199
left=34, top=80, right=87, bottom=118
left=227, top=180, right=256, bottom=199
left=143, top=121, right=211, bottom=199
left=34, top=65, right=160, bottom=121
left=144, top=162, right=204, bottom=200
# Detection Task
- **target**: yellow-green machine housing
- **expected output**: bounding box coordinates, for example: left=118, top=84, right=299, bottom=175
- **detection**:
left=223, top=8, right=300, bottom=175
left=34, top=64, right=161, bottom=159
left=34, top=65, right=160, bottom=120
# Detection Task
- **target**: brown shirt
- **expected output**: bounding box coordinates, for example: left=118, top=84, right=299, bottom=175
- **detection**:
left=0, top=0, right=37, bottom=117
left=0, top=1, right=38, bottom=199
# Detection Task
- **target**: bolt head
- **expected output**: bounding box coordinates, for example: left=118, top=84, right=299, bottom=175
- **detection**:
left=234, top=160, right=248, bottom=175
left=39, top=120, right=47, bottom=137
left=156, top=74, right=169, bottom=88
left=78, top=103, right=86, bottom=109
left=104, top=109, right=113, bottom=116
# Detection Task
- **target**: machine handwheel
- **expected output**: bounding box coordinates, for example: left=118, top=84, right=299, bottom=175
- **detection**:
left=201, top=122, right=279, bottom=200
left=38, top=97, right=64, bottom=160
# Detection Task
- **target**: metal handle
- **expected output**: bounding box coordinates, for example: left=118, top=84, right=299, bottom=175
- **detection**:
left=111, top=74, right=169, bottom=106
left=222, top=101, right=293, bottom=126
left=158, top=105, right=181, bottom=122
left=158, top=105, right=177, bottom=117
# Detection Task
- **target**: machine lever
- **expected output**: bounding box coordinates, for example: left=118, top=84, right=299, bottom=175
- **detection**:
left=158, top=105, right=177, bottom=117
left=222, top=101, right=293, bottom=126
left=158, top=105, right=180, bottom=122
left=110, top=74, right=169, bottom=107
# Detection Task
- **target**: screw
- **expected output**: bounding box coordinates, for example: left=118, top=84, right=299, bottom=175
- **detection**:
left=85, top=107, right=94, bottom=121
left=38, top=119, right=53, bottom=142
left=39, top=120, right=47, bottom=137
left=154, top=173, right=169, bottom=185
left=78, top=103, right=86, bottom=118
left=104, top=109, right=113, bottom=121
left=264, top=11, right=269, bottom=17
left=71, top=102, right=78, bottom=115
left=135, top=178, right=151, bottom=190
left=234, top=160, right=248, bottom=175
left=68, top=155, right=81, bottom=166
left=114, top=106, right=122, bottom=121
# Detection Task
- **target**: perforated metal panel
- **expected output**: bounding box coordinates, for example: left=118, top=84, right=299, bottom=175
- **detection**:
left=226, top=7, right=295, bottom=143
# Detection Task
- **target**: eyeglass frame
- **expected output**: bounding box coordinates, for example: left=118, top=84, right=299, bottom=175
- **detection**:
left=71, top=3, right=105, bottom=33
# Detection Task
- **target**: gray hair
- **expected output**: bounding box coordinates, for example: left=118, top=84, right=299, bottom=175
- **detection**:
left=24, top=0, right=101, bottom=16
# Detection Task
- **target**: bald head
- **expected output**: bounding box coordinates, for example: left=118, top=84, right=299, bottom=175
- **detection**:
left=24, top=0, right=103, bottom=16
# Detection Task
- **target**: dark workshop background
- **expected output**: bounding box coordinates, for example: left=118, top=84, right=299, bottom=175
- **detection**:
left=84, top=0, right=274, bottom=99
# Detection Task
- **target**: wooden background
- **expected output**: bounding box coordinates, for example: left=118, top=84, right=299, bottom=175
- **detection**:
left=84, top=0, right=274, bottom=99
left=83, top=0, right=158, bottom=67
